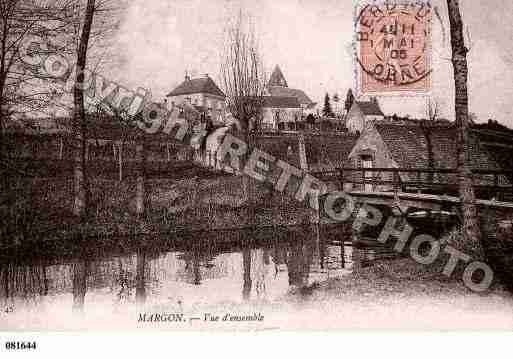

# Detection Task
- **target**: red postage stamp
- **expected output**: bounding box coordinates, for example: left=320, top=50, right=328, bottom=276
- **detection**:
left=355, top=0, right=432, bottom=96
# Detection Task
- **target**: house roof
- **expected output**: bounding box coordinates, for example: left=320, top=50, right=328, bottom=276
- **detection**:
left=355, top=100, right=384, bottom=116
left=472, top=128, right=513, bottom=176
left=262, top=96, right=300, bottom=109
left=268, top=65, right=288, bottom=87
left=166, top=76, right=225, bottom=98
left=307, top=134, right=359, bottom=172
left=268, top=86, right=314, bottom=106
left=373, top=124, right=501, bottom=170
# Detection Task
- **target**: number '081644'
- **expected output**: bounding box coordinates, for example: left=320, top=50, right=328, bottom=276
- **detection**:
left=5, top=341, right=37, bottom=350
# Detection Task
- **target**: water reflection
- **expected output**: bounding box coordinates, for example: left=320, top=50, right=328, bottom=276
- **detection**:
left=72, top=259, right=88, bottom=313
left=242, top=247, right=252, bottom=300
left=136, top=249, right=146, bottom=306
left=0, top=225, right=353, bottom=316
left=287, top=235, right=314, bottom=289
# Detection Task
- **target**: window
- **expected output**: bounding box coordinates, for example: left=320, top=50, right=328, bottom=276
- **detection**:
left=361, top=155, right=374, bottom=192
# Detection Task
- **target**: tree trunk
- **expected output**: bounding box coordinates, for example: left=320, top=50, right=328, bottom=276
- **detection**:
left=0, top=23, right=7, bottom=162
left=446, top=0, right=484, bottom=258
left=135, top=141, right=146, bottom=216
left=243, top=131, right=254, bottom=224
left=0, top=94, right=4, bottom=161
left=73, top=0, right=96, bottom=219
left=118, top=142, right=123, bottom=182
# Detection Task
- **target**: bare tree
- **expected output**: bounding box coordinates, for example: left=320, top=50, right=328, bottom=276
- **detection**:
left=220, top=11, right=267, bottom=211
left=220, top=11, right=267, bottom=136
left=72, top=0, right=95, bottom=218
left=446, top=0, right=484, bottom=258
left=70, top=0, right=124, bottom=219
left=0, top=0, right=79, bottom=156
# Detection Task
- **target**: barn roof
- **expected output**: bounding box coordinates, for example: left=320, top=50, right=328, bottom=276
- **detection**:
left=267, top=86, right=314, bottom=106
left=262, top=96, right=301, bottom=108
left=166, top=76, right=225, bottom=98
left=355, top=100, right=384, bottom=116
left=373, top=123, right=501, bottom=171
left=307, top=134, right=359, bottom=172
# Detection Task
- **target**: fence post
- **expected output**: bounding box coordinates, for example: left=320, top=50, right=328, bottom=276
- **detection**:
left=118, top=141, right=123, bottom=182
left=209, top=182, right=214, bottom=229
left=493, top=173, right=499, bottom=200
left=59, top=137, right=64, bottom=160
left=338, top=168, right=344, bottom=191
left=511, top=170, right=513, bottom=200
left=341, top=240, right=346, bottom=269
left=417, top=170, right=421, bottom=194
left=193, top=176, right=200, bottom=222
left=352, top=229, right=363, bottom=274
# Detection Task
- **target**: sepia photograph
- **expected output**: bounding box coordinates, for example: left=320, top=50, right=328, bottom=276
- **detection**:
left=0, top=0, right=512, bottom=350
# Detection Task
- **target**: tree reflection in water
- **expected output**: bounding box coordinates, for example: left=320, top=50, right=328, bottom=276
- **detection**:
left=136, top=249, right=147, bottom=306
left=242, top=246, right=252, bottom=300
left=0, top=225, right=353, bottom=317
left=0, top=261, right=51, bottom=310
left=286, top=229, right=314, bottom=290
left=72, top=258, right=88, bottom=313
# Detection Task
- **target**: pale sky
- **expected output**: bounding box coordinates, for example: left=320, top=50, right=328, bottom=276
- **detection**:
left=107, top=0, right=513, bottom=126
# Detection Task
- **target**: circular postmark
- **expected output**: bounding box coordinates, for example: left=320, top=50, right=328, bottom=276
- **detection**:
left=355, top=1, right=432, bottom=93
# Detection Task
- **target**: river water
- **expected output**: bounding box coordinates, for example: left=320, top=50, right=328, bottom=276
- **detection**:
left=2, top=220, right=513, bottom=330
left=0, top=225, right=356, bottom=329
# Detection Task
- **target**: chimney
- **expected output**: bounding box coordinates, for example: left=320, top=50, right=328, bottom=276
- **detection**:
left=185, top=71, right=190, bottom=81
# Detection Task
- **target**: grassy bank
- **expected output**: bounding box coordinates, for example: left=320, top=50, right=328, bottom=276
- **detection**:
left=293, top=225, right=513, bottom=311
left=267, top=256, right=513, bottom=330
left=0, top=175, right=314, bottom=248
left=312, top=258, right=494, bottom=299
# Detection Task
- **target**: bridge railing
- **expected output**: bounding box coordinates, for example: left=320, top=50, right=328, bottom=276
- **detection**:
left=311, top=167, right=513, bottom=201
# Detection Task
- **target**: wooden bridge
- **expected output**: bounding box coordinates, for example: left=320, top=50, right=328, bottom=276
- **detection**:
left=312, top=167, right=513, bottom=212
left=314, top=168, right=513, bottom=272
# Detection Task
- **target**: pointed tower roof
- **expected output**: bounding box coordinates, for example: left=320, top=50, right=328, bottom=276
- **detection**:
left=268, top=65, right=288, bottom=87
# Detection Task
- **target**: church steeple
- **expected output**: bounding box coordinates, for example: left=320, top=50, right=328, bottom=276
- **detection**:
left=268, top=65, right=288, bottom=87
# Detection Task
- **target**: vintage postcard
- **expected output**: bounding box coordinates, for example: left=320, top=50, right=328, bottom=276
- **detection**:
left=1, top=0, right=513, bottom=354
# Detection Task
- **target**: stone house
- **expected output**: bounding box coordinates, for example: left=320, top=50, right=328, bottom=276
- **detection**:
left=348, top=121, right=507, bottom=194
left=259, top=65, right=316, bottom=131
left=166, top=74, right=226, bottom=124
left=260, top=96, right=302, bottom=131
